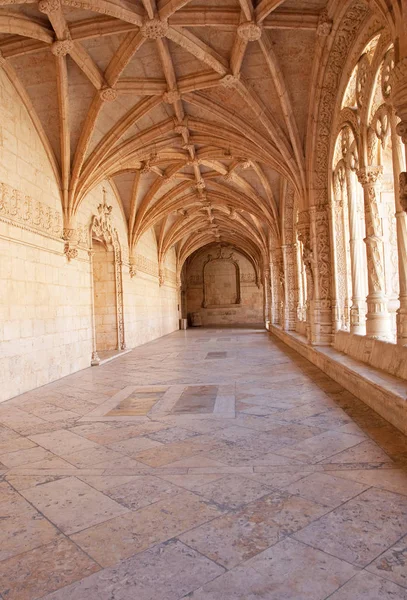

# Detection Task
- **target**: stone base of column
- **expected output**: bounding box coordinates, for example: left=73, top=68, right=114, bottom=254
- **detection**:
left=309, top=300, right=333, bottom=345
left=91, top=351, right=101, bottom=366
left=397, top=303, right=407, bottom=345
left=366, top=293, right=392, bottom=340
left=350, top=301, right=366, bottom=335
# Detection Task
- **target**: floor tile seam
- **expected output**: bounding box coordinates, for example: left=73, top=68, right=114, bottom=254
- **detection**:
left=286, top=485, right=375, bottom=546
left=277, top=477, right=372, bottom=510
left=173, top=537, right=229, bottom=574
left=322, top=568, right=364, bottom=599
left=282, top=534, right=363, bottom=571
left=4, top=477, right=106, bottom=572
left=313, top=437, right=395, bottom=467
left=324, top=470, right=407, bottom=497
left=362, top=529, right=407, bottom=588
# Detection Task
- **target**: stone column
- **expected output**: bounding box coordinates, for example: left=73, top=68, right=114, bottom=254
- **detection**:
left=281, top=244, right=296, bottom=330
left=263, top=268, right=271, bottom=329
left=357, top=167, right=391, bottom=339
left=297, top=210, right=313, bottom=342
left=330, top=174, right=344, bottom=332
left=270, top=248, right=282, bottom=326
left=389, top=111, right=407, bottom=344
left=346, top=167, right=366, bottom=335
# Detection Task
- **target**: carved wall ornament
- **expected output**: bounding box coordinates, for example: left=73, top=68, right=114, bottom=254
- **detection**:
left=38, top=0, right=60, bottom=13
left=140, top=18, right=169, bottom=39
left=396, top=120, right=407, bottom=145
left=51, top=38, right=73, bottom=57
left=316, top=9, right=333, bottom=37
left=356, top=53, right=370, bottom=109
left=100, top=87, right=118, bottom=102
left=90, top=191, right=126, bottom=350
left=163, top=89, right=181, bottom=104
left=220, top=74, right=240, bottom=88
left=202, top=245, right=241, bottom=308
left=0, top=181, right=63, bottom=238
left=381, top=47, right=395, bottom=99
left=237, top=21, right=262, bottom=42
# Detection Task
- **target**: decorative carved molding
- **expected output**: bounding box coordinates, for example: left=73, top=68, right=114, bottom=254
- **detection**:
left=202, top=245, right=241, bottom=308
left=91, top=191, right=126, bottom=350
left=100, top=87, right=118, bottom=102
left=38, top=0, right=60, bottom=14
left=316, top=9, right=333, bottom=37
left=237, top=21, right=262, bottom=42
left=51, top=38, right=74, bottom=57
left=163, top=89, right=181, bottom=104
left=220, top=74, right=240, bottom=88
left=141, top=18, right=169, bottom=39
left=0, top=181, right=62, bottom=238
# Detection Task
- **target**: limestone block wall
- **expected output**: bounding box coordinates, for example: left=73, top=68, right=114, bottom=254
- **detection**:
left=185, top=245, right=263, bottom=326
left=0, top=71, right=178, bottom=402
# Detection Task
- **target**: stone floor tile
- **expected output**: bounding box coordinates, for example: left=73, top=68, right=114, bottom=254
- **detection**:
left=366, top=534, right=407, bottom=588
left=196, top=474, right=276, bottom=510
left=0, top=495, right=61, bottom=561
left=108, top=436, right=164, bottom=455
left=0, top=537, right=100, bottom=600
left=20, top=476, right=128, bottom=535
left=156, top=472, right=225, bottom=491
left=328, top=570, right=407, bottom=599
left=61, top=446, right=124, bottom=468
left=5, top=474, right=67, bottom=490
left=0, top=436, right=37, bottom=454
left=276, top=430, right=365, bottom=463
left=147, top=426, right=199, bottom=444
left=321, top=440, right=393, bottom=465
left=189, top=538, right=358, bottom=599
left=70, top=490, right=223, bottom=566
left=105, top=475, right=179, bottom=510
left=294, top=487, right=407, bottom=567
left=284, top=472, right=369, bottom=507
left=329, top=468, right=407, bottom=496
left=40, top=540, right=224, bottom=600
left=28, top=430, right=98, bottom=456
left=76, top=474, right=139, bottom=492
left=0, top=446, right=55, bottom=468
left=134, top=436, right=219, bottom=467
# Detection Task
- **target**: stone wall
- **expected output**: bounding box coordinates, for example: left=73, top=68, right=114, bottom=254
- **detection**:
left=0, top=70, right=178, bottom=402
left=185, top=244, right=263, bottom=326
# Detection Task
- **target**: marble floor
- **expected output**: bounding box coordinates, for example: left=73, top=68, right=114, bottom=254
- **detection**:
left=1, top=328, right=407, bottom=600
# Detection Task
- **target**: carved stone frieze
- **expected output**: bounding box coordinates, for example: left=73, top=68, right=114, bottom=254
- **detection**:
left=100, top=87, right=118, bottom=102
left=316, top=9, right=333, bottom=37
left=51, top=38, right=74, bottom=57
left=140, top=18, right=168, bottom=39
left=38, top=0, right=60, bottom=13
left=0, top=181, right=62, bottom=238
left=237, top=22, right=262, bottom=42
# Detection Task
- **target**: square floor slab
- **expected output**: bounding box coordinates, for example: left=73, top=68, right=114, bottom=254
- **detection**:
left=20, top=476, right=128, bottom=535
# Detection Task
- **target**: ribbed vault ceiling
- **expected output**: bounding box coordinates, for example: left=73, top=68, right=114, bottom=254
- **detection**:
left=0, top=0, right=327, bottom=268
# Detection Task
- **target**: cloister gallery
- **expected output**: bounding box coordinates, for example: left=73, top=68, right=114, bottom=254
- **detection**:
left=1, top=1, right=407, bottom=599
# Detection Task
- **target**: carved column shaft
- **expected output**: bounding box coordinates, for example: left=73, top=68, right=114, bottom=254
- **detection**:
left=270, top=248, right=282, bottom=325
left=346, top=168, right=366, bottom=335
left=357, top=167, right=391, bottom=340
left=390, top=112, right=407, bottom=345
left=281, top=244, right=296, bottom=331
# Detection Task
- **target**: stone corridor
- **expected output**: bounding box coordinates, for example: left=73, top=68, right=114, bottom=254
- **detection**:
left=1, top=328, right=407, bottom=600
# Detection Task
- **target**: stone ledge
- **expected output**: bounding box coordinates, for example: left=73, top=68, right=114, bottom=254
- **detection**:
left=334, top=330, right=407, bottom=381
left=270, top=326, right=407, bottom=437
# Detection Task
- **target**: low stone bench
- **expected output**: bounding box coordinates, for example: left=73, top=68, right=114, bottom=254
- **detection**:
left=270, top=326, right=407, bottom=437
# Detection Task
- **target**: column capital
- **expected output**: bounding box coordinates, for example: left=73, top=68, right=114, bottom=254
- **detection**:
left=356, top=166, right=383, bottom=186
